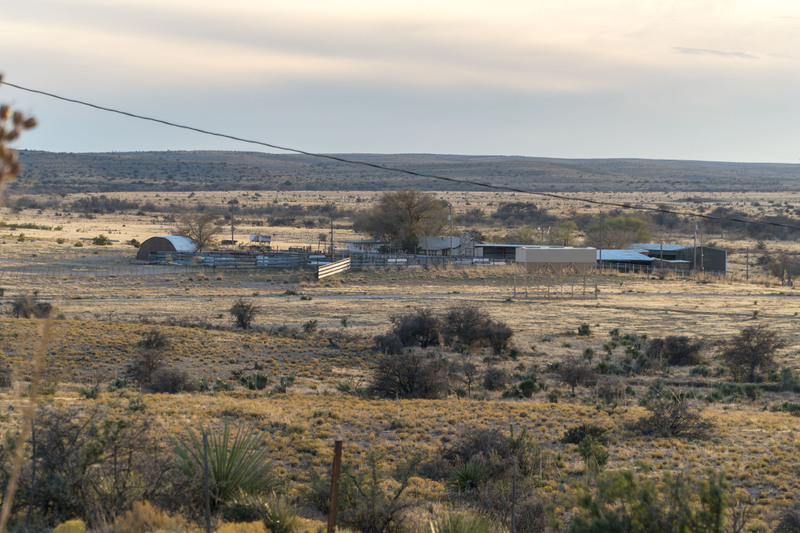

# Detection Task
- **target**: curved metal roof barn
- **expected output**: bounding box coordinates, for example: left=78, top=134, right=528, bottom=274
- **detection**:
left=136, top=236, right=197, bottom=261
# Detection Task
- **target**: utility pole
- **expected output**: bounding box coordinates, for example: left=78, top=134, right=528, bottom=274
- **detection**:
left=598, top=212, right=603, bottom=269
left=449, top=204, right=453, bottom=257
left=330, top=215, right=334, bottom=259
left=230, top=207, right=235, bottom=250
left=746, top=248, right=749, bottom=282
left=693, top=219, right=698, bottom=273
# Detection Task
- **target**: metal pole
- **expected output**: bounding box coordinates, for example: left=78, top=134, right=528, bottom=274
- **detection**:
left=449, top=204, right=453, bottom=257
left=693, top=219, right=698, bottom=274
left=746, top=248, right=749, bottom=282
left=330, top=216, right=334, bottom=260
left=327, top=440, right=343, bottom=533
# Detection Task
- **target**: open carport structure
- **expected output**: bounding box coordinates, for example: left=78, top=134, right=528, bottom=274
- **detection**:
left=514, top=246, right=597, bottom=298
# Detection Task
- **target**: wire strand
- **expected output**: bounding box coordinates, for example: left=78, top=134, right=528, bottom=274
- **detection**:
left=3, top=78, right=800, bottom=232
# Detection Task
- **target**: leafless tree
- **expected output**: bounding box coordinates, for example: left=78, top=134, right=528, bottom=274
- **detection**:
left=355, top=188, right=447, bottom=251
left=229, top=299, right=260, bottom=329
left=557, top=357, right=597, bottom=395
left=721, top=324, right=786, bottom=382
left=172, top=210, right=224, bottom=251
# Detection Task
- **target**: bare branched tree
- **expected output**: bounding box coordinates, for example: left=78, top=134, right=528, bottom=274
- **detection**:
left=172, top=210, right=224, bottom=251
left=354, top=188, right=447, bottom=252
left=557, top=357, right=597, bottom=395
left=721, top=324, right=786, bottom=382
left=229, top=299, right=260, bottom=329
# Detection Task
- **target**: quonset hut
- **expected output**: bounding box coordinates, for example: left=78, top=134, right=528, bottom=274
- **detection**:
left=136, top=236, right=197, bottom=261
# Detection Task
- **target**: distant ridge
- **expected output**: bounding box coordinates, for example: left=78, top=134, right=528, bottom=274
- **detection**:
left=12, top=150, right=800, bottom=194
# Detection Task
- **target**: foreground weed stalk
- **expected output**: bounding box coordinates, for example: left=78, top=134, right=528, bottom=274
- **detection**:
left=0, top=317, right=52, bottom=531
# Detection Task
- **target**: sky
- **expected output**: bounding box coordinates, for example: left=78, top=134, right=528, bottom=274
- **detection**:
left=2, top=0, right=800, bottom=163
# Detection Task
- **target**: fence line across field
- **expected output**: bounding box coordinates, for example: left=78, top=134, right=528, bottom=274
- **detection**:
left=0, top=251, right=730, bottom=283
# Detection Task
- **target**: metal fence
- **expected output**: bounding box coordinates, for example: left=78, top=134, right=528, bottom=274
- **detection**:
left=0, top=250, right=727, bottom=281
left=144, top=250, right=509, bottom=272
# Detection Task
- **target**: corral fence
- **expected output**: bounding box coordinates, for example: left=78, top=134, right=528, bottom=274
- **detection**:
left=0, top=263, right=204, bottom=280
left=0, top=251, right=508, bottom=281
left=318, top=258, right=351, bottom=280
left=144, top=250, right=509, bottom=272
left=0, top=251, right=729, bottom=282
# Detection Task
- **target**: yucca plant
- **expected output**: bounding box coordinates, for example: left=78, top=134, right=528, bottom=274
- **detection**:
left=448, top=460, right=488, bottom=492
left=173, top=422, right=277, bottom=508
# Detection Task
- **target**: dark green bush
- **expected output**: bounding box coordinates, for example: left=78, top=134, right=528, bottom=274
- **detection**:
left=442, top=305, right=514, bottom=353
left=389, top=308, right=441, bottom=348
left=483, top=366, right=509, bottom=391
left=647, top=336, right=704, bottom=366
left=562, top=423, right=610, bottom=446
left=370, top=352, right=450, bottom=399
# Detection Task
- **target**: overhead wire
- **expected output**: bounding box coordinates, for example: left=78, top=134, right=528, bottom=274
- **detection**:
left=3, top=78, right=800, bottom=232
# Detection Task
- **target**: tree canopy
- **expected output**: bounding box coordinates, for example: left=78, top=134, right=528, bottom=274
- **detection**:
left=721, top=324, right=785, bottom=382
left=356, top=188, right=448, bottom=252
left=585, top=216, right=651, bottom=249
left=172, top=210, right=224, bottom=251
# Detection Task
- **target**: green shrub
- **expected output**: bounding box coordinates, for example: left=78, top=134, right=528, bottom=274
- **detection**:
left=148, top=366, right=195, bottom=393
left=578, top=435, right=609, bottom=475
left=442, top=305, right=514, bottom=354
left=771, top=402, right=800, bottom=416
left=388, top=308, right=441, bottom=348
left=449, top=460, right=488, bottom=492
left=222, top=493, right=300, bottom=533
left=562, top=424, right=610, bottom=446
left=571, top=469, right=728, bottom=533
left=92, top=234, right=112, bottom=246
left=647, top=336, right=704, bottom=366
left=629, top=397, right=712, bottom=440
left=483, top=366, right=509, bottom=391
left=370, top=352, right=450, bottom=399
left=691, top=364, right=712, bottom=377
left=10, top=294, right=53, bottom=318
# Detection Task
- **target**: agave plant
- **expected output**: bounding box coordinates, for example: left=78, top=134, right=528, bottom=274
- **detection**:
left=173, top=422, right=277, bottom=507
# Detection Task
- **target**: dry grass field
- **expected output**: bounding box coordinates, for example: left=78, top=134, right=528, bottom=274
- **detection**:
left=1, top=189, right=800, bottom=531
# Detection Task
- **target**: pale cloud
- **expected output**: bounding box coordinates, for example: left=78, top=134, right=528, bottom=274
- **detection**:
left=3, top=0, right=800, bottom=161
left=674, top=47, right=758, bottom=60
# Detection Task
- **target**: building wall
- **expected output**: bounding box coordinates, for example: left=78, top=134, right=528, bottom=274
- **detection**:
left=679, top=246, right=726, bottom=273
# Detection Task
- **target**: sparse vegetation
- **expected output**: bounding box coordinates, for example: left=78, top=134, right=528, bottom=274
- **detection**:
left=9, top=294, right=52, bottom=318
left=4, top=146, right=800, bottom=530
left=721, top=324, right=786, bottom=382
left=229, top=298, right=260, bottom=329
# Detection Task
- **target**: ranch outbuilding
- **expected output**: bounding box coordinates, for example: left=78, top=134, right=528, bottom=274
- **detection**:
left=136, top=236, right=197, bottom=261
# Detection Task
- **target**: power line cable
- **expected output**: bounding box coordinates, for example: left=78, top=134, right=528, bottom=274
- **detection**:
left=3, top=78, right=800, bottom=232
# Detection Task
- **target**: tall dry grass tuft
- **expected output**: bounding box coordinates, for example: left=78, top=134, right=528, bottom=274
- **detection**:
left=0, top=317, right=53, bottom=531
left=0, top=76, right=41, bottom=530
